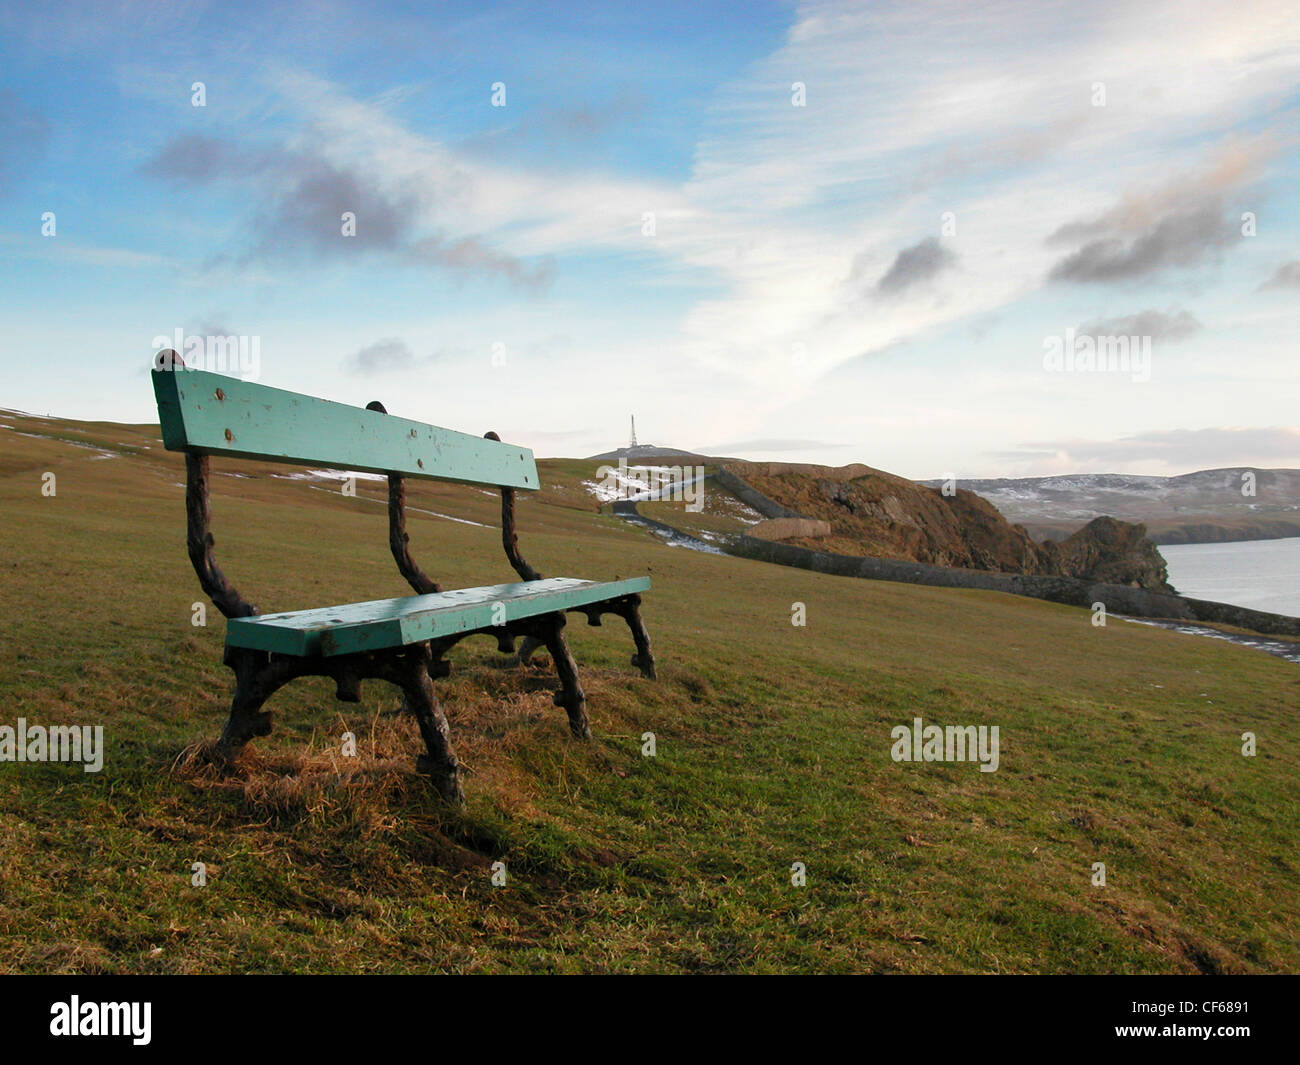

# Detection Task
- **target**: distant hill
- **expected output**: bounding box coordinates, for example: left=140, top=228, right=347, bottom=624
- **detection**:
left=916, top=468, right=1300, bottom=545
left=586, top=443, right=717, bottom=464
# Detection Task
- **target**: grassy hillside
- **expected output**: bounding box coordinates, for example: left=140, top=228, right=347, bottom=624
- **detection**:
left=1, top=412, right=1298, bottom=973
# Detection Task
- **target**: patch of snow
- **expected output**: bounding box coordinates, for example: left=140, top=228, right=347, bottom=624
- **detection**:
left=1119, top=616, right=1300, bottom=664
left=407, top=505, right=491, bottom=529
left=8, top=430, right=118, bottom=461
left=304, top=484, right=491, bottom=527
left=273, top=468, right=388, bottom=483
left=655, top=533, right=725, bottom=555
left=583, top=466, right=707, bottom=504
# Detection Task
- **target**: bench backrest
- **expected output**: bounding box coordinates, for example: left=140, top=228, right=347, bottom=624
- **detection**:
left=152, top=366, right=539, bottom=491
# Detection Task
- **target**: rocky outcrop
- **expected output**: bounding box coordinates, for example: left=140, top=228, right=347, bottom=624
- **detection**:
left=1042, top=516, right=1169, bottom=588
left=723, top=461, right=1173, bottom=592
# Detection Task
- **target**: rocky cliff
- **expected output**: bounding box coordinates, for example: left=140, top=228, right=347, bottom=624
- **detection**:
left=724, top=461, right=1172, bottom=591
left=1041, top=515, right=1170, bottom=588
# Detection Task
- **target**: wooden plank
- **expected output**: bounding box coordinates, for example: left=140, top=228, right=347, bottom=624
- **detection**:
left=152, top=367, right=539, bottom=490
left=225, top=577, right=651, bottom=656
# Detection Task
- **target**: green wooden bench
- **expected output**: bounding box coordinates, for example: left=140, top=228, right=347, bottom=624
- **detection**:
left=151, top=349, right=655, bottom=803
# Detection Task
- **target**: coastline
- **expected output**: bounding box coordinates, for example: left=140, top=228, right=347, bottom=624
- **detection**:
left=607, top=496, right=1300, bottom=654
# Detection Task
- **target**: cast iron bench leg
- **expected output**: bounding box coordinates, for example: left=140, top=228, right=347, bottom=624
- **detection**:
left=522, top=598, right=657, bottom=681
left=541, top=614, right=591, bottom=739
left=215, top=649, right=280, bottom=764
left=402, top=644, right=465, bottom=805
left=582, top=597, right=656, bottom=680
left=516, top=634, right=541, bottom=667
left=616, top=596, right=657, bottom=680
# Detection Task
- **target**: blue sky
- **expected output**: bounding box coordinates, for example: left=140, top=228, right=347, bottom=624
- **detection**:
left=1, top=0, right=1297, bottom=477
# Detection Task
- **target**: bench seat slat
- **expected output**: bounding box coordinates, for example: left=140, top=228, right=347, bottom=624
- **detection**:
left=225, top=577, right=651, bottom=657
left=152, top=368, right=539, bottom=490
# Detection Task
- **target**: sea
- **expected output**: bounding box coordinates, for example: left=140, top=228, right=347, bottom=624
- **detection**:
left=1159, top=537, right=1300, bottom=619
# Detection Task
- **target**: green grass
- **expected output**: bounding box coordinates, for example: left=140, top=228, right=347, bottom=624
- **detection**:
left=1, top=413, right=1297, bottom=973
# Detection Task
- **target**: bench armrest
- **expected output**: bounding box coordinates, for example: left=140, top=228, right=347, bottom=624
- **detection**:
left=367, top=401, right=442, bottom=595
left=185, top=451, right=259, bottom=620
left=485, top=431, right=543, bottom=582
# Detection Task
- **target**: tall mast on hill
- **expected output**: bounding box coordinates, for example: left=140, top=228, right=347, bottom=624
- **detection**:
left=629, top=415, right=637, bottom=449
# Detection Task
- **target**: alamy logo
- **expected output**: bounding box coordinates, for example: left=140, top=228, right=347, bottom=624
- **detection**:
left=152, top=328, right=261, bottom=381
left=50, top=997, right=151, bottom=1045
left=0, top=718, right=104, bottom=772
left=1042, top=328, right=1151, bottom=383
left=891, top=716, right=1000, bottom=772
left=593, top=458, right=705, bottom=512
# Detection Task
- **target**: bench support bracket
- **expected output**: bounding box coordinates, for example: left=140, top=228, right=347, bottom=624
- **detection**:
left=504, top=613, right=590, bottom=738
left=517, top=595, right=656, bottom=681
left=214, top=643, right=464, bottom=805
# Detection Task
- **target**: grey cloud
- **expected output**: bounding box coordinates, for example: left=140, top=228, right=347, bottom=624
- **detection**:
left=148, top=134, right=249, bottom=182
left=1077, top=308, right=1201, bottom=342
left=256, top=158, right=415, bottom=256
left=1259, top=260, right=1300, bottom=291
left=347, top=337, right=431, bottom=376
left=196, top=320, right=238, bottom=338
left=1001, top=427, right=1300, bottom=468
left=145, top=133, right=552, bottom=289
left=1047, top=203, right=1239, bottom=283
left=871, top=237, right=955, bottom=296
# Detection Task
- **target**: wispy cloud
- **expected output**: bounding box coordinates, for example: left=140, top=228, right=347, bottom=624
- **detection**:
left=704, top=437, right=851, bottom=453
left=0, top=234, right=164, bottom=268
left=1003, top=427, right=1300, bottom=469
left=4, top=0, right=1299, bottom=477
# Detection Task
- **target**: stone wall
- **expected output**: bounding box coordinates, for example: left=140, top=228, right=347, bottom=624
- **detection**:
left=724, top=535, right=1300, bottom=636
left=747, top=517, right=833, bottom=541
left=711, top=467, right=804, bottom=519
